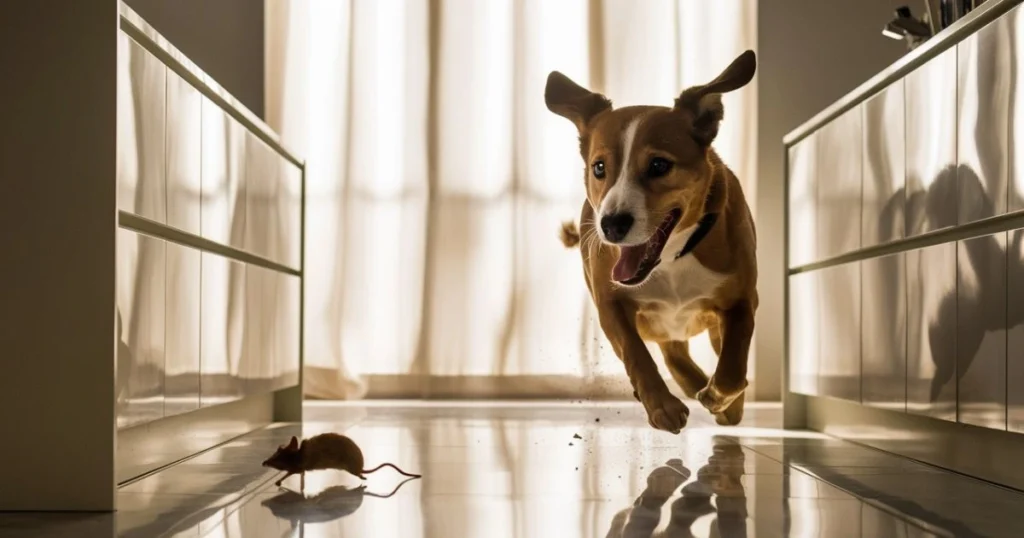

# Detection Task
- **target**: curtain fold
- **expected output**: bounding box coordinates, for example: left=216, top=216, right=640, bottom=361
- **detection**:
left=265, top=0, right=757, bottom=400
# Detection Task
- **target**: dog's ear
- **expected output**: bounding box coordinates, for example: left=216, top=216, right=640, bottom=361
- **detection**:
left=285, top=436, right=299, bottom=451
left=674, top=50, right=756, bottom=147
left=545, top=71, right=612, bottom=132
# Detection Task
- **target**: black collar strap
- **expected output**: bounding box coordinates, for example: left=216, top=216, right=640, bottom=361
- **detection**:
left=674, top=213, right=718, bottom=260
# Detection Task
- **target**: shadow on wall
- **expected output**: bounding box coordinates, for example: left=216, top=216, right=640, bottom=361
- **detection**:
left=890, top=164, right=1023, bottom=403
left=863, top=24, right=1024, bottom=417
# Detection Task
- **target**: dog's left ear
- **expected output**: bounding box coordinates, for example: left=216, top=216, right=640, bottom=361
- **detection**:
left=545, top=71, right=612, bottom=132
left=674, top=50, right=756, bottom=147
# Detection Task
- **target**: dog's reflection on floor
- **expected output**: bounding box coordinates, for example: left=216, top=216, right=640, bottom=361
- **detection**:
left=607, top=437, right=748, bottom=538
left=261, top=477, right=418, bottom=526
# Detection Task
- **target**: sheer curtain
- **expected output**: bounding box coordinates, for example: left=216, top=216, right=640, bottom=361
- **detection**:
left=265, top=0, right=757, bottom=400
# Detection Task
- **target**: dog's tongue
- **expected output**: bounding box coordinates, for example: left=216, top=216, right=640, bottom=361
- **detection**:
left=613, top=244, right=648, bottom=282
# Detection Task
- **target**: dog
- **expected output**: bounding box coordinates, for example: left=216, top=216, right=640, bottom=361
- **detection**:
left=545, top=50, right=758, bottom=433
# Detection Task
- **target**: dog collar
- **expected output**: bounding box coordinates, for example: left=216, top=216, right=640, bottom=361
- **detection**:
left=674, top=213, right=718, bottom=260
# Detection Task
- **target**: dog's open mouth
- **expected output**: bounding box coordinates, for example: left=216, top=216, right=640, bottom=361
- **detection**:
left=612, top=209, right=682, bottom=286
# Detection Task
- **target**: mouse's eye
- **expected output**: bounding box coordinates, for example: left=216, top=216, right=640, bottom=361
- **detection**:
left=592, top=160, right=606, bottom=179
left=646, top=157, right=673, bottom=178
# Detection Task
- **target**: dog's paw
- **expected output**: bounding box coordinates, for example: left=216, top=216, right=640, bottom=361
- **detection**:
left=697, top=378, right=747, bottom=417
left=713, top=409, right=742, bottom=426
left=643, top=392, right=689, bottom=434
left=712, top=391, right=745, bottom=426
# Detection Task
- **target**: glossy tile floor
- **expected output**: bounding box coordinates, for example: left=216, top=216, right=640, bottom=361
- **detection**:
left=4, top=401, right=1024, bottom=537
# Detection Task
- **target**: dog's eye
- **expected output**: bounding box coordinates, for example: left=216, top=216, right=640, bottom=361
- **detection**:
left=647, top=157, right=673, bottom=178
left=592, top=160, right=606, bottom=179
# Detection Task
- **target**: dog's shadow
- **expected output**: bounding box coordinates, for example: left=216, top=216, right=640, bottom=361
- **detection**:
left=261, top=477, right=418, bottom=527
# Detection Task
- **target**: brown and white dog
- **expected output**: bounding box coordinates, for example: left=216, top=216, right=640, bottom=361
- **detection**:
left=546, top=51, right=758, bottom=433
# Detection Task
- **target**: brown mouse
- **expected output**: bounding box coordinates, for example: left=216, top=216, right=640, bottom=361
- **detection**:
left=262, top=433, right=422, bottom=491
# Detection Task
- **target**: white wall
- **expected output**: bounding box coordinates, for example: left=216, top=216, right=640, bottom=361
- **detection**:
left=755, top=0, right=906, bottom=400
left=125, top=0, right=265, bottom=117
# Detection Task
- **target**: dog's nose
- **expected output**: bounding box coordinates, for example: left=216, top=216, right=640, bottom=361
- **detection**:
left=601, top=213, right=634, bottom=243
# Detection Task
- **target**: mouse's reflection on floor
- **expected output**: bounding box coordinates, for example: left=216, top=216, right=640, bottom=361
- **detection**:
left=607, top=437, right=748, bottom=538
left=261, top=477, right=418, bottom=527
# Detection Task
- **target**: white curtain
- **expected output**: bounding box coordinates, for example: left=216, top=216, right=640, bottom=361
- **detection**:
left=265, top=0, right=757, bottom=400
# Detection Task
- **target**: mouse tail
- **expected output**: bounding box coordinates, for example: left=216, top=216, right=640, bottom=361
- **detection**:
left=362, top=462, right=422, bottom=479
left=363, top=476, right=419, bottom=498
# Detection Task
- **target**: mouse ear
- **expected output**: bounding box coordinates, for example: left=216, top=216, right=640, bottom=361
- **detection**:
left=286, top=436, right=299, bottom=450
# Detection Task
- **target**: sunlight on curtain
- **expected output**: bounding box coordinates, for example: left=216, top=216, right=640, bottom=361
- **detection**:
left=265, top=0, right=758, bottom=399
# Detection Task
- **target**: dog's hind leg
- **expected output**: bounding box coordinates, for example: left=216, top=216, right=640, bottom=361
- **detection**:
left=660, top=341, right=708, bottom=399
left=662, top=339, right=744, bottom=425
left=696, top=319, right=745, bottom=424
left=697, top=303, right=753, bottom=425
left=708, top=323, right=723, bottom=356
left=705, top=322, right=746, bottom=425
left=663, top=340, right=745, bottom=424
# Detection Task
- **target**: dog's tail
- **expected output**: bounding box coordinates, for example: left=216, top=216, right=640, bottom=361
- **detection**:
left=560, top=221, right=581, bottom=248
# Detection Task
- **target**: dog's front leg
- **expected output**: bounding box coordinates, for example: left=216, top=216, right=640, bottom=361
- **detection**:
left=598, top=300, right=689, bottom=433
left=697, top=301, right=754, bottom=418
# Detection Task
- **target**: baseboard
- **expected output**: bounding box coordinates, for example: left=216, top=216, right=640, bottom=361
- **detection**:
left=799, top=393, right=1024, bottom=491
left=116, top=392, right=276, bottom=484
left=357, top=374, right=761, bottom=401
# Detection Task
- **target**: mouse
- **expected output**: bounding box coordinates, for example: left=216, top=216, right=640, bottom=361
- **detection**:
left=261, top=433, right=422, bottom=491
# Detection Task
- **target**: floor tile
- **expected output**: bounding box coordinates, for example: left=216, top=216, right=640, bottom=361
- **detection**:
left=2, top=402, right=1024, bottom=537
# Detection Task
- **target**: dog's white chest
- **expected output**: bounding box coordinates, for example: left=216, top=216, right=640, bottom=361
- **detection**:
left=631, top=247, right=726, bottom=342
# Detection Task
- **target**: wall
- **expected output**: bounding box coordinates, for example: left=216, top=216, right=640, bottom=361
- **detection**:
left=0, top=0, right=118, bottom=511
left=121, top=0, right=902, bottom=403
left=755, top=0, right=906, bottom=401
left=125, top=0, right=265, bottom=117
left=116, top=4, right=305, bottom=482
left=787, top=0, right=1024, bottom=488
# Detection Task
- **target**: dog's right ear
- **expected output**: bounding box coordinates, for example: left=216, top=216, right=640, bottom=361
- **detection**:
left=674, top=50, right=756, bottom=147
left=545, top=71, right=612, bottom=132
